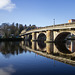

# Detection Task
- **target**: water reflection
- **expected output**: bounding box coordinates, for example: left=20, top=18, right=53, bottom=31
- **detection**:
left=65, top=40, right=75, bottom=53
left=46, top=43, right=53, bottom=53
left=0, top=41, right=75, bottom=75
left=38, top=41, right=46, bottom=51
left=0, top=65, right=15, bottom=75
left=22, top=40, right=75, bottom=54
left=32, top=42, right=36, bottom=50
left=0, top=42, right=26, bottom=58
left=20, top=40, right=75, bottom=63
left=0, top=40, right=75, bottom=57
left=0, top=40, right=75, bottom=65
left=55, top=41, right=71, bottom=53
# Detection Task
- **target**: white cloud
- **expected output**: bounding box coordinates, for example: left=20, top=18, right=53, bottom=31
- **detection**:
left=0, top=0, right=16, bottom=11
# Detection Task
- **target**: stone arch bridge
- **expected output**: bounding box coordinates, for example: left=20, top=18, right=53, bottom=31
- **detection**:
left=20, top=22, right=75, bottom=42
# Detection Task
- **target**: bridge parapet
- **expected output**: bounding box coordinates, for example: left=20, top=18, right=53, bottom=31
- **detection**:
left=20, top=22, right=75, bottom=35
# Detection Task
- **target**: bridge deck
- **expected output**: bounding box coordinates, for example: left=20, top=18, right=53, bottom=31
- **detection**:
left=21, top=22, right=75, bottom=35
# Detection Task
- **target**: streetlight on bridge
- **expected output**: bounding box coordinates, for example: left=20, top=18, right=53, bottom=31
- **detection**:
left=53, top=19, right=55, bottom=27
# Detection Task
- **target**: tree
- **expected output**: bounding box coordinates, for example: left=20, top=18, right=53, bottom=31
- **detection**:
left=24, top=24, right=27, bottom=29
left=31, top=25, right=37, bottom=29
left=19, top=24, right=24, bottom=33
left=0, top=22, right=38, bottom=38
left=1, top=23, right=10, bottom=38
left=10, top=23, right=16, bottom=34
left=16, top=23, right=18, bottom=28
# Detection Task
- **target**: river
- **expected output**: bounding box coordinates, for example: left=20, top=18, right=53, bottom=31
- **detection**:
left=0, top=41, right=75, bottom=75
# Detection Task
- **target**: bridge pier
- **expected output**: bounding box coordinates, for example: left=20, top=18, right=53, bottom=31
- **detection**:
left=25, top=35, right=29, bottom=40
left=21, top=36, right=24, bottom=39
left=32, top=32, right=36, bottom=41
left=46, top=43, right=53, bottom=53
left=32, top=42, right=36, bottom=50
left=46, top=30, right=54, bottom=43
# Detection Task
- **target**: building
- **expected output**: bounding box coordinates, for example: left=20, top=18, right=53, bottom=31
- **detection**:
left=68, top=19, right=75, bottom=23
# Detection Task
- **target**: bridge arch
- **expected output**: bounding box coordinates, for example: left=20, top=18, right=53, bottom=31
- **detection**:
left=38, top=33, right=46, bottom=41
left=55, top=32, right=70, bottom=42
left=54, top=30, right=75, bottom=41
left=55, top=32, right=75, bottom=54
left=55, top=41, right=72, bottom=54
left=38, top=41, right=46, bottom=51
left=29, top=34, right=32, bottom=41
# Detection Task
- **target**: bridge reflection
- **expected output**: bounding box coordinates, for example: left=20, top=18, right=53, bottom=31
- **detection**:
left=0, top=41, right=75, bottom=65
left=21, top=40, right=75, bottom=54
left=20, top=40, right=75, bottom=66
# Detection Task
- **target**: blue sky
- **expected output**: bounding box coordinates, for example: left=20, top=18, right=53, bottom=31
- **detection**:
left=0, top=0, right=75, bottom=27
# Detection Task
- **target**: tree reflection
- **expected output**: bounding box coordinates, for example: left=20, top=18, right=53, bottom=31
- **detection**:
left=0, top=42, right=26, bottom=58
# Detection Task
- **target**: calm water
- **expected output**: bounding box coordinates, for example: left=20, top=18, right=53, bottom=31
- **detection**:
left=0, top=41, right=75, bottom=75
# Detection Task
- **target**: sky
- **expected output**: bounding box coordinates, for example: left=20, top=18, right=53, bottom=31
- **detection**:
left=0, top=0, right=75, bottom=27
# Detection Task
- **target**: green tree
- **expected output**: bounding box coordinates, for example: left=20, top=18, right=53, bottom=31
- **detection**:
left=19, top=24, right=24, bottom=33
left=10, top=23, right=16, bottom=34
left=16, top=23, right=18, bottom=28
left=24, top=24, right=27, bottom=29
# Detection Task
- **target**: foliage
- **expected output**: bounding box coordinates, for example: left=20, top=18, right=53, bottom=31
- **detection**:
left=0, top=23, right=37, bottom=38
